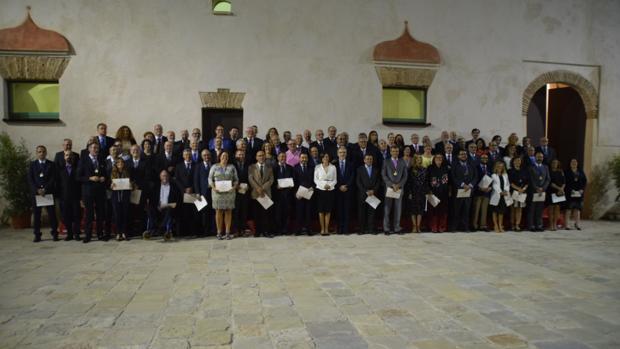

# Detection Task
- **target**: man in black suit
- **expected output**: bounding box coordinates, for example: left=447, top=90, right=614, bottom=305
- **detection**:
left=311, top=129, right=329, bottom=156
left=356, top=154, right=381, bottom=234
left=465, top=128, right=481, bottom=149
left=244, top=126, right=264, bottom=164
left=95, top=123, right=116, bottom=160
left=487, top=141, right=501, bottom=165
left=409, top=133, right=424, bottom=155
left=443, top=143, right=456, bottom=170
left=193, top=149, right=214, bottom=237
left=234, top=149, right=250, bottom=236
left=128, top=145, right=148, bottom=236
left=191, top=128, right=207, bottom=152
left=535, top=137, right=557, bottom=165
left=174, top=149, right=197, bottom=237
left=375, top=139, right=390, bottom=170
left=57, top=150, right=81, bottom=241
left=308, top=146, right=321, bottom=167
left=189, top=140, right=201, bottom=164
left=54, top=138, right=80, bottom=169
left=335, top=147, right=355, bottom=234
left=466, top=143, right=480, bottom=167
left=156, top=141, right=178, bottom=175
left=273, top=152, right=294, bottom=235
left=28, top=145, right=59, bottom=242
left=210, top=138, right=226, bottom=163
left=148, top=169, right=180, bottom=240
left=77, top=142, right=108, bottom=243
left=293, top=153, right=314, bottom=235
left=176, top=129, right=191, bottom=153
left=450, top=150, right=478, bottom=232
left=527, top=152, right=551, bottom=231
left=434, top=131, right=450, bottom=155
left=350, top=133, right=376, bottom=169
left=324, top=126, right=338, bottom=148
left=153, top=123, right=168, bottom=155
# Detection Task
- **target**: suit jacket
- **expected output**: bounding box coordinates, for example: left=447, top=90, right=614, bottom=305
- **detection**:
left=375, top=149, right=390, bottom=170
left=356, top=165, right=381, bottom=199
left=57, top=161, right=81, bottom=201
left=235, top=160, right=249, bottom=185
left=149, top=182, right=180, bottom=211
left=381, top=158, right=408, bottom=190
left=528, top=163, right=551, bottom=193
left=248, top=162, right=274, bottom=199
left=174, top=162, right=195, bottom=193
left=153, top=135, right=168, bottom=155
left=28, top=159, right=57, bottom=196
left=273, top=162, right=294, bottom=201
left=244, top=137, right=264, bottom=164
left=409, top=143, right=424, bottom=155
left=451, top=160, right=478, bottom=194
left=293, top=163, right=315, bottom=191
left=126, top=157, right=148, bottom=190
left=193, top=161, right=212, bottom=196
left=474, top=162, right=492, bottom=197
left=350, top=144, right=377, bottom=169
left=77, top=155, right=107, bottom=196
left=156, top=152, right=179, bottom=175
left=434, top=141, right=447, bottom=155
left=535, top=146, right=557, bottom=165
left=443, top=153, right=457, bottom=170
left=335, top=159, right=355, bottom=191
left=310, top=140, right=331, bottom=156
left=95, top=135, right=116, bottom=159
left=54, top=150, right=80, bottom=170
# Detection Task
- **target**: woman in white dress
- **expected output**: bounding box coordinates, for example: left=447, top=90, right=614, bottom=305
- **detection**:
left=314, top=153, right=337, bottom=235
left=490, top=161, right=512, bottom=233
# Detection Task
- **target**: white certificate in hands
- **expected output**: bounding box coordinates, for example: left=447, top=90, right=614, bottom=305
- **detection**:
left=504, top=195, right=514, bottom=207
left=426, top=194, right=440, bottom=207
left=256, top=195, right=273, bottom=210
left=278, top=178, right=294, bottom=188
left=457, top=189, right=471, bottom=198
left=215, top=180, right=233, bottom=192
left=385, top=187, right=401, bottom=199
left=130, top=189, right=142, bottom=204
left=551, top=193, right=566, bottom=203
left=194, top=195, right=208, bottom=211
left=512, top=191, right=527, bottom=203
left=35, top=194, right=54, bottom=207
left=112, top=178, right=131, bottom=190
left=478, top=175, right=493, bottom=189
left=571, top=190, right=582, bottom=198
left=365, top=195, right=381, bottom=209
left=237, top=183, right=248, bottom=194
left=296, top=186, right=314, bottom=200
left=183, top=193, right=198, bottom=204
left=532, top=192, right=546, bottom=202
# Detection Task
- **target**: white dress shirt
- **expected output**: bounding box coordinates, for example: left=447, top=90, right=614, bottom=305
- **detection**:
left=314, top=164, right=337, bottom=191
left=159, top=183, right=171, bottom=207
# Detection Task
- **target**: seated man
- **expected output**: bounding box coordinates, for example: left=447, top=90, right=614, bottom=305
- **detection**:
left=146, top=170, right=180, bottom=240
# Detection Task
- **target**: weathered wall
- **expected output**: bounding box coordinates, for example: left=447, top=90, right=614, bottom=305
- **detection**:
left=0, top=0, right=618, bottom=166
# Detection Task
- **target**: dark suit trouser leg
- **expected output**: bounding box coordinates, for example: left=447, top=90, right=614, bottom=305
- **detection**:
left=253, top=201, right=272, bottom=235
left=535, top=203, right=544, bottom=229
left=61, top=199, right=80, bottom=238
left=336, top=192, right=351, bottom=233
left=296, top=199, right=310, bottom=232
left=357, top=198, right=367, bottom=233
left=275, top=194, right=288, bottom=234
left=105, top=197, right=113, bottom=236
left=94, top=195, right=106, bottom=238
left=527, top=201, right=535, bottom=229
left=234, top=194, right=248, bottom=233
left=200, top=208, right=214, bottom=236
left=83, top=196, right=94, bottom=240
left=461, top=198, right=471, bottom=231
left=33, top=205, right=42, bottom=237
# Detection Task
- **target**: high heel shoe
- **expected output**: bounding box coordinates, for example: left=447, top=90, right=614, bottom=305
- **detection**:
left=575, top=223, right=581, bottom=230
left=116, top=234, right=122, bottom=241
left=225, top=233, right=232, bottom=240
left=216, top=233, right=223, bottom=240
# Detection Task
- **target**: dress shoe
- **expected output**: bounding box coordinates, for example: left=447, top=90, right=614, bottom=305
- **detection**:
left=64, top=235, right=74, bottom=241
left=385, top=231, right=392, bottom=235
left=82, top=237, right=91, bottom=243
left=52, top=234, right=60, bottom=241
left=33, top=235, right=42, bottom=243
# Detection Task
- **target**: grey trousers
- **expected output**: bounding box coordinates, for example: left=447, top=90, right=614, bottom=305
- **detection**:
left=383, top=197, right=403, bottom=232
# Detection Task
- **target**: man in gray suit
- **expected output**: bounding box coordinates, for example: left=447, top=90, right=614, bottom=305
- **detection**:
left=382, top=146, right=408, bottom=234
left=248, top=151, right=275, bottom=238
left=527, top=151, right=551, bottom=231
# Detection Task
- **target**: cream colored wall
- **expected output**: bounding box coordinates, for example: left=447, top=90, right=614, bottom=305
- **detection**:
left=0, top=0, right=619, bottom=166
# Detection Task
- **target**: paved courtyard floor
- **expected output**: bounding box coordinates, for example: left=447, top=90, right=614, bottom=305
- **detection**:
left=1, top=221, right=619, bottom=349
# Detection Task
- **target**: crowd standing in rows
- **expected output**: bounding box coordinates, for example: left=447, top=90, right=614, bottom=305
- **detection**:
left=28, top=123, right=587, bottom=243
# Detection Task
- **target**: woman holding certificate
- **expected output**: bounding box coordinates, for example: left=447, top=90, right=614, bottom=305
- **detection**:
left=110, top=158, right=132, bottom=241
left=564, top=159, right=587, bottom=230
left=314, top=153, right=337, bottom=235
left=406, top=155, right=427, bottom=233
left=508, top=157, right=528, bottom=231
left=208, top=151, right=239, bottom=240
left=426, top=154, right=450, bottom=233
left=547, top=159, right=566, bottom=231
left=490, top=161, right=511, bottom=233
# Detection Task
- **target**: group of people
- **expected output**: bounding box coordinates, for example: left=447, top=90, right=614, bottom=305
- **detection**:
left=27, top=123, right=587, bottom=243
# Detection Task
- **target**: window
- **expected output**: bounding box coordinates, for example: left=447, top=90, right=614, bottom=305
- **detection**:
left=212, top=0, right=232, bottom=15
left=382, top=87, right=427, bottom=125
left=6, top=81, right=60, bottom=120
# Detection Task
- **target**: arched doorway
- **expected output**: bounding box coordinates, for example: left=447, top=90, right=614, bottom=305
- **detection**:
left=526, top=83, right=587, bottom=167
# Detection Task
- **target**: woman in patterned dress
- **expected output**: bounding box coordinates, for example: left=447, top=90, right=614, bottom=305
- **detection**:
left=407, top=155, right=427, bottom=233
left=208, top=151, right=239, bottom=240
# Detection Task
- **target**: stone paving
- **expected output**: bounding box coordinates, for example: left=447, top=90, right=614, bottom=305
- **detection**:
left=0, top=221, right=619, bottom=349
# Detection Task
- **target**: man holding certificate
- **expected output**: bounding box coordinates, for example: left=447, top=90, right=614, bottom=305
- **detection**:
left=248, top=151, right=274, bottom=238
left=28, top=145, right=59, bottom=242
left=273, top=152, right=294, bottom=235
left=381, top=146, right=408, bottom=235
left=293, top=153, right=315, bottom=235
left=356, top=154, right=380, bottom=234
left=450, top=150, right=478, bottom=232
left=194, top=149, right=214, bottom=237
left=78, top=142, right=108, bottom=243
left=335, top=147, right=354, bottom=235
left=175, top=149, right=198, bottom=237
left=527, top=152, right=550, bottom=232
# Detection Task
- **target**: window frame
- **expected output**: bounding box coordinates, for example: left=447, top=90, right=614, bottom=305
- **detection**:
left=212, top=0, right=233, bottom=15
left=381, top=85, right=429, bottom=126
left=5, top=79, right=61, bottom=122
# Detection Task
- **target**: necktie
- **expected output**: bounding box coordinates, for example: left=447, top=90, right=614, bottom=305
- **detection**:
left=134, top=161, right=138, bottom=169
left=447, top=154, right=451, bottom=162
left=340, top=161, right=345, bottom=175
left=260, top=165, right=264, bottom=178
left=482, top=165, right=486, bottom=173
left=367, top=166, right=371, bottom=178
left=66, top=164, right=71, bottom=175
left=250, top=139, right=253, bottom=149
left=100, top=136, right=106, bottom=148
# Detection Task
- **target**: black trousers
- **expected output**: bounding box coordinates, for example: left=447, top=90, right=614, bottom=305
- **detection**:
left=177, top=203, right=197, bottom=236
left=295, top=198, right=312, bottom=232
left=451, top=197, right=472, bottom=231
left=274, top=190, right=291, bottom=234
left=528, top=202, right=545, bottom=229
left=60, top=198, right=81, bottom=238
left=336, top=190, right=352, bottom=233
left=112, top=197, right=130, bottom=234
left=83, top=193, right=106, bottom=239
left=234, top=193, right=249, bottom=233
left=32, top=198, right=58, bottom=237
left=148, top=206, right=175, bottom=234
left=253, top=199, right=273, bottom=235
left=357, top=195, right=376, bottom=233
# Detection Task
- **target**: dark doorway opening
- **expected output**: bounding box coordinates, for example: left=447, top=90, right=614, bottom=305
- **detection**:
left=526, top=84, right=586, bottom=167
left=202, top=108, right=243, bottom=144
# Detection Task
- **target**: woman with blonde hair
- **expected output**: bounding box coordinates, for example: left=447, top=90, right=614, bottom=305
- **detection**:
left=421, top=145, right=434, bottom=168
left=406, top=154, right=427, bottom=233
left=490, top=161, right=511, bottom=232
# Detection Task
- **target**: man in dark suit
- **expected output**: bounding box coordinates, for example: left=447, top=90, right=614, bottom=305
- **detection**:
left=450, top=150, right=478, bottom=232
left=375, top=140, right=390, bottom=171
left=193, top=149, right=214, bottom=237
left=28, top=145, right=59, bottom=242
left=57, top=150, right=81, bottom=241
left=54, top=138, right=80, bottom=169
left=248, top=151, right=275, bottom=237
left=233, top=149, right=250, bottom=236
left=443, top=143, right=456, bottom=170
left=535, top=137, right=557, bottom=165
left=487, top=141, right=501, bottom=166
left=324, top=126, right=338, bottom=148
left=464, top=128, right=481, bottom=149
left=210, top=138, right=226, bottom=163
left=293, top=153, right=315, bottom=235
left=189, top=140, right=201, bottom=164
left=244, top=126, right=264, bottom=164
left=310, top=129, right=330, bottom=156
left=208, top=125, right=233, bottom=151
left=128, top=145, right=148, bottom=236
left=174, top=149, right=197, bottom=237
left=334, top=147, right=355, bottom=234
left=148, top=169, right=180, bottom=240
left=527, top=152, right=551, bottom=231
left=434, top=131, right=450, bottom=155
left=356, top=154, right=381, bottom=234
left=350, top=133, right=376, bottom=169
left=409, top=133, right=424, bottom=155
left=308, top=146, right=321, bottom=167
left=191, top=128, right=207, bottom=152
left=156, top=141, right=179, bottom=175
left=466, top=143, right=480, bottom=167
left=176, top=129, right=191, bottom=153
left=273, top=152, right=294, bottom=235
left=95, top=123, right=116, bottom=160
left=77, top=142, right=108, bottom=243
left=153, top=124, right=168, bottom=155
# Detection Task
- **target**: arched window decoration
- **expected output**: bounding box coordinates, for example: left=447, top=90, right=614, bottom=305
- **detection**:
left=212, top=0, right=232, bottom=15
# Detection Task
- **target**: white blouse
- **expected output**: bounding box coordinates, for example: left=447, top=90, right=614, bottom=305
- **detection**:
left=490, top=173, right=511, bottom=206
left=314, top=164, right=337, bottom=191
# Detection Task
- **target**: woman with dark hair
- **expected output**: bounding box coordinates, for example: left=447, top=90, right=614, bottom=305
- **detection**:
left=564, top=158, right=587, bottom=230
left=426, top=154, right=450, bottom=233
left=115, top=125, right=137, bottom=156
left=491, top=135, right=503, bottom=155
left=508, top=156, right=528, bottom=231
left=262, top=142, right=277, bottom=167
left=503, top=144, right=517, bottom=170
left=475, top=138, right=487, bottom=156
left=314, top=152, right=337, bottom=235
left=143, top=131, right=155, bottom=144
left=265, top=127, right=279, bottom=142
left=395, top=134, right=405, bottom=155
left=368, top=130, right=379, bottom=148
left=407, top=155, right=427, bottom=233
left=547, top=159, right=566, bottom=231
left=110, top=158, right=132, bottom=241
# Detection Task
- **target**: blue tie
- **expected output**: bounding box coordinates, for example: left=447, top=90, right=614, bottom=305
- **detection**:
left=367, top=166, right=371, bottom=178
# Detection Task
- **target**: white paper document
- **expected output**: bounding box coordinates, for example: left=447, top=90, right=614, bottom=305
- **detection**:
left=426, top=194, right=441, bottom=207
left=256, top=195, right=274, bottom=210
left=456, top=188, right=472, bottom=198
left=504, top=195, right=514, bottom=207
left=237, top=183, right=248, bottom=194
left=551, top=193, right=566, bottom=204
left=35, top=194, right=54, bottom=207
left=296, top=185, right=314, bottom=200
left=571, top=190, right=582, bottom=198
left=478, top=175, right=493, bottom=189
left=215, top=180, right=233, bottom=192
left=385, top=187, right=401, bottom=199
left=365, top=195, right=381, bottom=209
left=512, top=191, right=527, bottom=203
left=194, top=195, right=208, bottom=211
left=112, top=178, right=131, bottom=190
left=278, top=178, right=295, bottom=188
left=532, top=192, right=546, bottom=202
left=183, top=193, right=198, bottom=204
left=160, top=202, right=177, bottom=209
left=130, top=189, right=142, bottom=205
